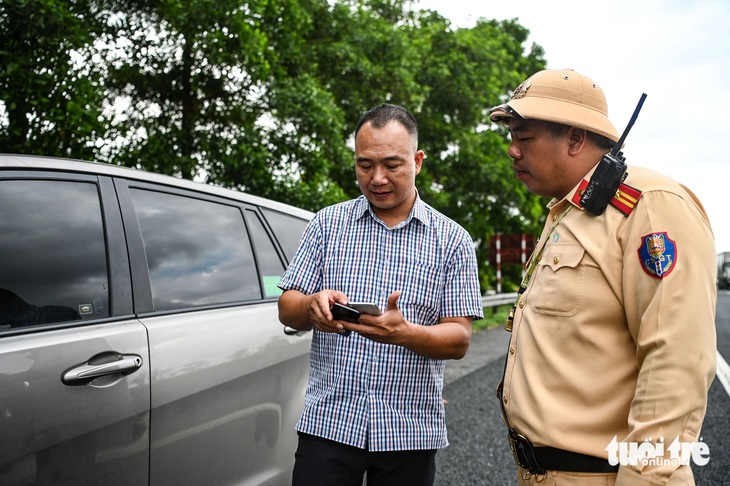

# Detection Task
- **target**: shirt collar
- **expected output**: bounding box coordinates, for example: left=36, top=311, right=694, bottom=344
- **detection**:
left=354, top=191, right=430, bottom=228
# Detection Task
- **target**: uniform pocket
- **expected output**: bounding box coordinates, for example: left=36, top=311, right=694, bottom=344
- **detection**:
left=529, top=244, right=585, bottom=317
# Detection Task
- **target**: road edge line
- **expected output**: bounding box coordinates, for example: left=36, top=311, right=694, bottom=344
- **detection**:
left=715, top=350, right=730, bottom=397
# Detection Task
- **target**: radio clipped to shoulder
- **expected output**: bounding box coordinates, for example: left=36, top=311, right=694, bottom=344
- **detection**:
left=579, top=93, right=647, bottom=215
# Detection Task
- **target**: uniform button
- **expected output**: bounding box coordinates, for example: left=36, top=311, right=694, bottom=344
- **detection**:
left=509, top=346, right=515, bottom=355
left=518, top=300, right=525, bottom=309
left=553, top=256, right=560, bottom=264
left=503, top=395, right=508, bottom=404
left=551, top=214, right=557, bottom=222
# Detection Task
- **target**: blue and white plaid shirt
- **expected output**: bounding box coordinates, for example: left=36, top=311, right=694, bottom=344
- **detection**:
left=278, top=194, right=483, bottom=451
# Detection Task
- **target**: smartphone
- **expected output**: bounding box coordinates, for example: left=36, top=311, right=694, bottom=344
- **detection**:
left=348, top=302, right=382, bottom=316
left=331, top=302, right=361, bottom=324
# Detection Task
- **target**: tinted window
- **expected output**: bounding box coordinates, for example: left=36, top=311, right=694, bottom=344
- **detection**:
left=246, top=210, right=286, bottom=298
left=130, top=189, right=260, bottom=311
left=261, top=208, right=309, bottom=262
left=0, top=180, right=109, bottom=329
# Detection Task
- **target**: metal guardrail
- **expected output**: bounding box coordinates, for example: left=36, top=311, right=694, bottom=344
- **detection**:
left=481, top=292, right=517, bottom=308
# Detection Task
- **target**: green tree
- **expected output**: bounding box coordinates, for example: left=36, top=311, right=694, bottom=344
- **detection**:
left=102, top=0, right=351, bottom=209
left=0, top=0, right=110, bottom=158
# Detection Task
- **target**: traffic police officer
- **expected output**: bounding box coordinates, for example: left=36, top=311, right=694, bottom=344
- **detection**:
left=489, top=69, right=717, bottom=485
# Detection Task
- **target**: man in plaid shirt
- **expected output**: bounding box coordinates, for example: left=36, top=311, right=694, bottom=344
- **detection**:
left=278, top=103, right=483, bottom=486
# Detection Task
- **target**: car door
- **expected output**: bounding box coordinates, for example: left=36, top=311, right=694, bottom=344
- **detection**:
left=0, top=173, right=150, bottom=485
left=115, top=179, right=310, bottom=485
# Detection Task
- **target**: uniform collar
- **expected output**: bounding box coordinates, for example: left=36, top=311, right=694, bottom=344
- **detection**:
left=547, top=162, right=604, bottom=212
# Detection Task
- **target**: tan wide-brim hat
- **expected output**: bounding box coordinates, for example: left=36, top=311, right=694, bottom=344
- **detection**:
left=489, top=68, right=620, bottom=142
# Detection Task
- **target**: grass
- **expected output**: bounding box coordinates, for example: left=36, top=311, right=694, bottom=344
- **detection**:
left=473, top=305, right=510, bottom=332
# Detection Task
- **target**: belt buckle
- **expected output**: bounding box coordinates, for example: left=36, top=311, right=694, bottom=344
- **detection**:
left=507, top=429, right=546, bottom=477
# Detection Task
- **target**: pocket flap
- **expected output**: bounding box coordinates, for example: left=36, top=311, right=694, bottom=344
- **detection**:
left=541, top=245, right=585, bottom=271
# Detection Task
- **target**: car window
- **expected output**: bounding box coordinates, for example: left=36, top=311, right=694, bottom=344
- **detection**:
left=0, top=180, right=109, bottom=329
left=245, top=209, right=286, bottom=298
left=129, top=188, right=260, bottom=311
left=261, top=208, right=309, bottom=262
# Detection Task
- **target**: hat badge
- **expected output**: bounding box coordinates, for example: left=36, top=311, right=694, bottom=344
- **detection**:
left=510, top=79, right=531, bottom=100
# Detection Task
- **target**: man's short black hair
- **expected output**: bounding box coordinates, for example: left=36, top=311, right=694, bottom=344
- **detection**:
left=355, top=103, right=419, bottom=144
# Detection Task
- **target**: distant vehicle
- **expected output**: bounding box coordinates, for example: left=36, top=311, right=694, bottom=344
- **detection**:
left=718, top=252, right=730, bottom=290
left=0, top=154, right=313, bottom=485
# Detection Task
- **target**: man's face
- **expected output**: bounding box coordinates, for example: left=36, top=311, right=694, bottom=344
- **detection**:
left=354, top=120, right=424, bottom=224
left=507, top=118, right=576, bottom=200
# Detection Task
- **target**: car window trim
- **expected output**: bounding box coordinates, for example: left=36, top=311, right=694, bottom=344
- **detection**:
left=114, top=177, right=290, bottom=312
left=0, top=170, right=133, bottom=333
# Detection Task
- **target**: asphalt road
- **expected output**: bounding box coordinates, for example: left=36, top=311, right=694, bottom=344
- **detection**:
left=435, top=291, right=730, bottom=485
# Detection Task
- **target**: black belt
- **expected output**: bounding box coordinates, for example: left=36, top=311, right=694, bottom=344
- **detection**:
left=498, top=382, right=618, bottom=476
left=507, top=426, right=618, bottom=476
left=534, top=445, right=619, bottom=474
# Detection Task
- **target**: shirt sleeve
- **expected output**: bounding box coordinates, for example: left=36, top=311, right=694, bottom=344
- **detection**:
left=440, top=228, right=484, bottom=320
left=617, top=188, right=717, bottom=484
left=277, top=212, right=324, bottom=295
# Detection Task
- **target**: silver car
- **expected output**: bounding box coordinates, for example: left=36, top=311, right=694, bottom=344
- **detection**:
left=0, top=154, right=313, bottom=485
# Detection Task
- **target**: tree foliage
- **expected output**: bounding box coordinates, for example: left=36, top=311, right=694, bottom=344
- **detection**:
left=0, top=0, right=110, bottom=158
left=0, top=0, right=548, bottom=290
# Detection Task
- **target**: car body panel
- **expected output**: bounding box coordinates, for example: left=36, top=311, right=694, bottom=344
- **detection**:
left=144, top=305, right=310, bottom=485
left=0, top=321, right=150, bottom=485
left=0, top=154, right=313, bottom=485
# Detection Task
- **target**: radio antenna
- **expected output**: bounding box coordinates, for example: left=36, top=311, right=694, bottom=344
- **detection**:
left=611, top=93, right=647, bottom=155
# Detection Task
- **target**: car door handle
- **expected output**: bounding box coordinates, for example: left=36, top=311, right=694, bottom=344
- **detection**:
left=62, top=352, right=143, bottom=386
left=283, top=326, right=309, bottom=336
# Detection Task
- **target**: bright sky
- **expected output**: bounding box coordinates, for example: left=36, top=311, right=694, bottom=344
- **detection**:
left=418, top=0, right=730, bottom=254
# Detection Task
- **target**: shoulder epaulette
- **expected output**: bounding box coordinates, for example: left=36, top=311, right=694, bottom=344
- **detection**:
left=610, top=183, right=642, bottom=216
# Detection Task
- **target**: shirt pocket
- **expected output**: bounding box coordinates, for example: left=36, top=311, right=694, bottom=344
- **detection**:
left=529, top=244, right=585, bottom=317
left=397, top=260, right=443, bottom=326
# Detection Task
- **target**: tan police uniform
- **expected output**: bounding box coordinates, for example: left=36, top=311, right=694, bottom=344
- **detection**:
left=503, top=163, right=716, bottom=485
left=488, top=69, right=717, bottom=485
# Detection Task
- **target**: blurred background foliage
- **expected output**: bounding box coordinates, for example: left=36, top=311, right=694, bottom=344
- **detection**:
left=0, top=0, right=548, bottom=291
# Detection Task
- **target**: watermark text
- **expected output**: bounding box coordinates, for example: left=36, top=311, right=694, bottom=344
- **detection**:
left=605, top=436, right=710, bottom=467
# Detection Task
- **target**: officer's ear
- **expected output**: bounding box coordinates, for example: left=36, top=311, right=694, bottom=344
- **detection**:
left=567, top=127, right=588, bottom=155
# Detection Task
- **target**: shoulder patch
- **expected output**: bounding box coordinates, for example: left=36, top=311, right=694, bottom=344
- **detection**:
left=611, top=183, right=642, bottom=216
left=637, top=232, right=677, bottom=279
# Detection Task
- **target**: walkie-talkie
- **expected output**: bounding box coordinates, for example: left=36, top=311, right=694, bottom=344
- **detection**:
left=579, top=93, right=647, bottom=215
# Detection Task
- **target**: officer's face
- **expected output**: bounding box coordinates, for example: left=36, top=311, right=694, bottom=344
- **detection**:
left=507, top=119, right=577, bottom=199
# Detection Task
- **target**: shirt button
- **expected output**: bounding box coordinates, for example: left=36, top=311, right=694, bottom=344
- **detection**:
left=518, top=300, right=525, bottom=309
left=503, top=394, right=508, bottom=404
left=551, top=214, right=557, bottom=222
left=553, top=256, right=560, bottom=264
left=509, top=346, right=515, bottom=355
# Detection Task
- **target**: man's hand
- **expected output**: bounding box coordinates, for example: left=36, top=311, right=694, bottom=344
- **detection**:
left=278, top=289, right=351, bottom=334
left=343, top=290, right=473, bottom=359
left=348, top=290, right=409, bottom=344
left=311, top=290, right=351, bottom=334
